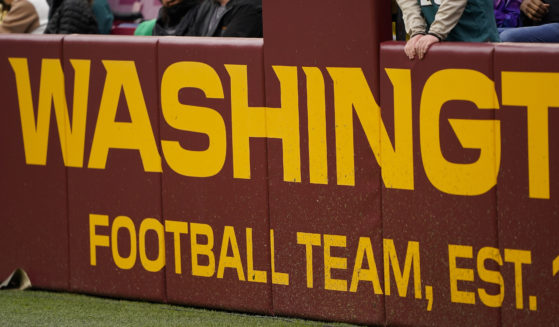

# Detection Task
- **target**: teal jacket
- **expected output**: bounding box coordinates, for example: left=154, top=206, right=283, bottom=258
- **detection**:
left=398, top=0, right=499, bottom=42
left=422, top=0, right=499, bottom=41
left=134, top=19, right=156, bottom=36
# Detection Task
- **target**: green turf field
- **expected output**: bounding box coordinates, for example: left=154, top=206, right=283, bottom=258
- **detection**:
left=0, top=290, right=357, bottom=326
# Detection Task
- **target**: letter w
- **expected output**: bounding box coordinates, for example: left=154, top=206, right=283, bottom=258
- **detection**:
left=9, top=58, right=90, bottom=166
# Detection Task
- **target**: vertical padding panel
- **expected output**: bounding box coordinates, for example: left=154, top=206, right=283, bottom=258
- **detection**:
left=0, top=35, right=68, bottom=290
left=494, top=43, right=559, bottom=327
left=381, top=42, right=500, bottom=327
left=158, top=37, right=271, bottom=314
left=263, top=0, right=391, bottom=324
left=64, top=35, right=164, bottom=302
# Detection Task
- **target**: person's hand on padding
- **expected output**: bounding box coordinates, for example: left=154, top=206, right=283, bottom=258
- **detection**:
left=415, top=34, right=440, bottom=60
left=404, top=34, right=423, bottom=60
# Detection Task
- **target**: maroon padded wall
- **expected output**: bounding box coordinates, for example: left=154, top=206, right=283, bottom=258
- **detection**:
left=494, top=43, right=559, bottom=327
left=0, top=6, right=559, bottom=327
left=381, top=42, right=500, bottom=327
left=158, top=37, right=272, bottom=314
left=0, top=35, right=69, bottom=290
left=63, top=35, right=165, bottom=302
left=262, top=0, right=392, bottom=324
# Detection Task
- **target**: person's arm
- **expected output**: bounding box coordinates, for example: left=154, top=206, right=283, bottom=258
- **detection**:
left=0, top=0, right=39, bottom=33
left=411, top=0, right=467, bottom=60
left=396, top=0, right=427, bottom=60
left=428, top=0, right=468, bottom=40
left=396, top=0, right=427, bottom=37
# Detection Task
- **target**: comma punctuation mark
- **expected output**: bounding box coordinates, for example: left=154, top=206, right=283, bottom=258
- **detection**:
left=425, top=285, right=433, bottom=312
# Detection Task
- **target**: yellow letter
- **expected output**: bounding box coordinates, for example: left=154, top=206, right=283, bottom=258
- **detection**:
left=9, top=58, right=90, bottom=167
left=477, top=247, right=504, bottom=308
left=165, top=220, right=188, bottom=274
left=303, top=67, right=328, bottom=184
left=270, top=229, right=289, bottom=285
left=217, top=226, right=245, bottom=281
left=161, top=62, right=226, bottom=177
left=88, top=60, right=161, bottom=172
left=111, top=215, right=137, bottom=270
left=350, top=237, right=383, bottom=294
left=448, top=244, right=474, bottom=304
left=504, top=249, right=531, bottom=309
left=246, top=228, right=267, bottom=283
left=420, top=69, right=500, bottom=196
left=323, top=234, right=347, bottom=291
left=227, top=65, right=300, bottom=182
left=89, top=213, right=109, bottom=266
left=297, top=232, right=321, bottom=288
left=190, top=223, right=215, bottom=277
left=383, top=239, right=422, bottom=299
left=139, top=218, right=165, bottom=272
left=502, top=72, right=559, bottom=199
left=327, top=67, right=413, bottom=189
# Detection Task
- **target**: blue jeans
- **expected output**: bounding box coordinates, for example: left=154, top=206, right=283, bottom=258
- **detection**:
left=499, top=23, right=559, bottom=42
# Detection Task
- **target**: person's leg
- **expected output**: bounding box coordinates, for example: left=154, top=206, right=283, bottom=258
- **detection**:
left=396, top=7, right=406, bottom=41
left=500, top=23, right=559, bottom=42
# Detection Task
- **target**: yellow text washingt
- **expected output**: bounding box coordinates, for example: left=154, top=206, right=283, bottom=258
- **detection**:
left=9, top=58, right=558, bottom=198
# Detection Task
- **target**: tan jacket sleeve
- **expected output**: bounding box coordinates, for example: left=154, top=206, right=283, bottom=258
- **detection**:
left=396, top=0, right=427, bottom=37
left=428, top=0, right=468, bottom=40
left=0, top=0, right=39, bottom=33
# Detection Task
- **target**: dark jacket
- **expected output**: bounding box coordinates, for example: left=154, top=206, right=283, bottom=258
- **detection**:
left=44, top=0, right=98, bottom=34
left=186, top=0, right=262, bottom=37
left=153, top=0, right=200, bottom=36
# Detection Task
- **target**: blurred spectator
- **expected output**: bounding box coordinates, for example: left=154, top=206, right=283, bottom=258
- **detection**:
left=133, top=17, right=155, bottom=34
left=112, top=2, right=143, bottom=35
left=392, top=0, right=406, bottom=40
left=91, top=0, right=113, bottom=33
left=0, top=0, right=48, bottom=33
left=396, top=0, right=499, bottom=59
left=494, top=0, right=522, bottom=27
left=44, top=0, right=98, bottom=34
left=29, top=0, right=48, bottom=32
left=186, top=0, right=261, bottom=37
left=152, top=0, right=199, bottom=35
left=499, top=0, right=559, bottom=41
